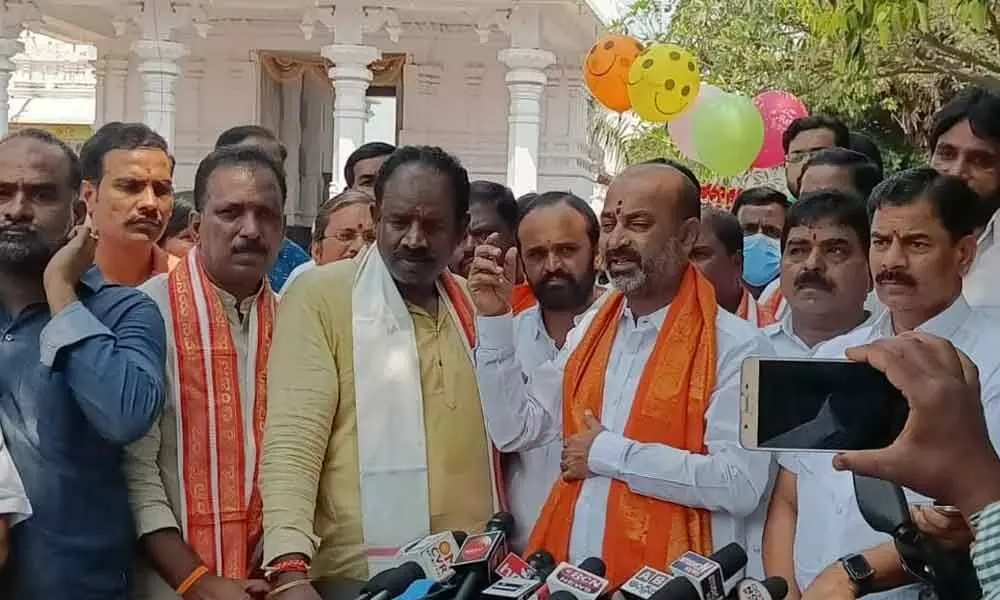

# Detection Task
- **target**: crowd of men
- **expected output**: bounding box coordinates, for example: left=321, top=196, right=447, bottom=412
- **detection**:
left=0, top=84, right=1000, bottom=600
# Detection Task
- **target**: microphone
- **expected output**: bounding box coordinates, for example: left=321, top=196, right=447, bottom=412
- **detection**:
left=393, top=569, right=459, bottom=600
left=616, top=566, right=676, bottom=600
left=540, top=557, right=609, bottom=600
left=394, top=531, right=467, bottom=579
left=526, top=551, right=557, bottom=579
left=733, top=577, right=788, bottom=600
left=449, top=512, right=516, bottom=600
left=355, top=561, right=426, bottom=600
left=665, top=544, right=748, bottom=600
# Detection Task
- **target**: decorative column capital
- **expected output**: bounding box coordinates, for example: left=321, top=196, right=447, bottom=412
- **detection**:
left=132, top=39, right=187, bottom=65
left=321, top=43, right=379, bottom=82
left=498, top=48, right=556, bottom=87
left=0, top=37, right=23, bottom=72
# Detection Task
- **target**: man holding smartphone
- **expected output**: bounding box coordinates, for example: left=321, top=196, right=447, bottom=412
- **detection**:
left=766, top=169, right=1000, bottom=599
left=470, top=161, right=773, bottom=587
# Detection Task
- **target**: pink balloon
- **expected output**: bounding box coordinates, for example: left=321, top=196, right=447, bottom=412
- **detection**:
left=752, top=90, right=809, bottom=169
left=668, top=84, right=725, bottom=161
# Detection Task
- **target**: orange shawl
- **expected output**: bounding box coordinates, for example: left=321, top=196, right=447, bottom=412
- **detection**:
left=168, top=251, right=276, bottom=577
left=757, top=288, right=784, bottom=327
left=511, top=282, right=538, bottom=315
left=526, top=266, right=717, bottom=586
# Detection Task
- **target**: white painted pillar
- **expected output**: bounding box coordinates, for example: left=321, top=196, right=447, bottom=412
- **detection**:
left=0, top=34, right=23, bottom=137
left=498, top=47, right=555, bottom=197
left=102, top=57, right=130, bottom=123
left=131, top=39, right=187, bottom=149
left=321, top=43, right=378, bottom=195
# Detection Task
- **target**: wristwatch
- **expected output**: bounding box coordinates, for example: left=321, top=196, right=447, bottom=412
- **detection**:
left=840, top=553, right=876, bottom=595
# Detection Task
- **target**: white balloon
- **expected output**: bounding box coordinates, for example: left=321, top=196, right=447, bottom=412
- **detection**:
left=668, top=83, right=726, bottom=161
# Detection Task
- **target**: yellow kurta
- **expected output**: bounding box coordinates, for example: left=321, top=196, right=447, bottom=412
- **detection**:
left=261, top=259, right=494, bottom=578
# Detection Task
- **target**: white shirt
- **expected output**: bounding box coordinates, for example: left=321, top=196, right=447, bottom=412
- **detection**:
left=965, top=210, right=1000, bottom=310
left=762, top=309, right=879, bottom=358
left=0, top=428, right=30, bottom=525
left=278, top=260, right=315, bottom=298
left=475, top=301, right=773, bottom=563
left=787, top=296, right=1000, bottom=598
left=506, top=300, right=603, bottom=552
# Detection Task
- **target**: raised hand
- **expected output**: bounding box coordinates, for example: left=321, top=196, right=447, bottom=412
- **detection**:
left=468, top=232, right=518, bottom=317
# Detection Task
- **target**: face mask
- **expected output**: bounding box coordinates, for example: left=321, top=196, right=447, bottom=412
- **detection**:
left=743, top=233, right=781, bottom=287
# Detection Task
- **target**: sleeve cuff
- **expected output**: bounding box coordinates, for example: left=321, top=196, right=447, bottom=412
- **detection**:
left=263, top=527, right=320, bottom=565
left=0, top=497, right=32, bottom=527
left=39, top=301, right=114, bottom=367
left=588, top=431, right=632, bottom=478
left=135, top=504, right=181, bottom=539
left=475, top=313, right=515, bottom=351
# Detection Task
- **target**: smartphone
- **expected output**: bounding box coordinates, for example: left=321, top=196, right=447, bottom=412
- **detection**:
left=740, top=356, right=909, bottom=452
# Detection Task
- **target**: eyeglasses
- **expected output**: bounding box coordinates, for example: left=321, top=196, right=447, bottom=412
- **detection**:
left=785, top=148, right=827, bottom=164
left=319, top=229, right=376, bottom=244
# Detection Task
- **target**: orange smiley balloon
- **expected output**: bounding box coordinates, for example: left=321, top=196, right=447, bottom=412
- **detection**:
left=584, top=34, right=644, bottom=113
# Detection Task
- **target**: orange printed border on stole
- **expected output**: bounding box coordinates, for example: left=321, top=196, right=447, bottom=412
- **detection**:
left=168, top=254, right=276, bottom=578
left=440, top=272, right=510, bottom=513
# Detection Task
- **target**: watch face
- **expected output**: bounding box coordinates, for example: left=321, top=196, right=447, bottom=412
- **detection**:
left=844, top=554, right=875, bottom=580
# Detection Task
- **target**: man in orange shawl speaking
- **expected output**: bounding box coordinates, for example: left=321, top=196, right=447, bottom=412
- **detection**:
left=469, top=162, right=773, bottom=587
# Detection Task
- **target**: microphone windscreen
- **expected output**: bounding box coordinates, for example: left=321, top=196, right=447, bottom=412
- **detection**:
left=655, top=577, right=699, bottom=600
left=488, top=511, right=515, bottom=534
left=549, top=592, right=577, bottom=600
left=453, top=531, right=469, bottom=547
left=526, top=550, right=556, bottom=575
left=578, top=557, right=607, bottom=578
left=763, top=577, right=788, bottom=599
left=380, top=562, right=426, bottom=596
left=710, top=543, right=748, bottom=579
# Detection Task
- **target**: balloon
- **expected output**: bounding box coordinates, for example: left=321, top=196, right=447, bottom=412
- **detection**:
left=667, top=83, right=724, bottom=161
left=752, top=90, right=809, bottom=169
left=583, top=35, right=644, bottom=112
left=693, top=94, right=765, bottom=177
left=627, top=43, right=701, bottom=123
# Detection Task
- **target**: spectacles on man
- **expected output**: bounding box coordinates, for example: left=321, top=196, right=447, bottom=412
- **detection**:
left=785, top=147, right=828, bottom=164
left=320, top=229, right=376, bottom=244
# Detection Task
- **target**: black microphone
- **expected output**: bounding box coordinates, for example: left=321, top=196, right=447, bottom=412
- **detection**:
left=549, top=592, right=577, bottom=600
left=733, top=576, right=788, bottom=600
left=449, top=512, right=516, bottom=600
left=535, top=557, right=608, bottom=600
left=355, top=561, right=426, bottom=600
left=526, top=550, right=557, bottom=579
left=663, top=544, right=748, bottom=600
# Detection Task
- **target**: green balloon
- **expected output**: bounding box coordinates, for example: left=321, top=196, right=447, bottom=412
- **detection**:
left=692, top=94, right=765, bottom=177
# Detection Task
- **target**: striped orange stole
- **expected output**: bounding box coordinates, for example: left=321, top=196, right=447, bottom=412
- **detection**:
left=167, top=252, right=276, bottom=578
left=511, top=283, right=538, bottom=316
left=758, top=288, right=784, bottom=326
left=439, top=272, right=510, bottom=513
left=525, top=265, right=716, bottom=586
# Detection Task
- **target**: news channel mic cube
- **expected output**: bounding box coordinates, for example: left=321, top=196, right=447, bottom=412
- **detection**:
left=619, top=566, right=675, bottom=600
left=482, top=576, right=543, bottom=600
left=495, top=553, right=537, bottom=580
left=670, top=552, right=724, bottom=600
left=394, top=531, right=461, bottom=580
left=545, top=563, right=610, bottom=600
left=451, top=530, right=508, bottom=583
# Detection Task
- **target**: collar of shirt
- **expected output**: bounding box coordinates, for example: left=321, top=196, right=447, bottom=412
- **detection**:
left=980, top=209, right=1000, bottom=253
left=873, top=294, right=970, bottom=339
left=619, top=302, right=668, bottom=333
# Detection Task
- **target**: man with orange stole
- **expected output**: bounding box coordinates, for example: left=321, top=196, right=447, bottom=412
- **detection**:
left=469, top=162, right=773, bottom=587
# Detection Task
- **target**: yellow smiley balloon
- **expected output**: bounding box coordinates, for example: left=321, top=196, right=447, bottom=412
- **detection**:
left=627, top=43, right=701, bottom=123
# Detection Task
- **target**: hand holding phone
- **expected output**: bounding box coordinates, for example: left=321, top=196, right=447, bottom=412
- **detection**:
left=467, top=233, right=518, bottom=317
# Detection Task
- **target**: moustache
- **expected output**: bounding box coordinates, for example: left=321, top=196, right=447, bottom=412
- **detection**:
left=127, top=215, right=163, bottom=227
left=605, top=248, right=642, bottom=265
left=875, top=269, right=918, bottom=287
left=232, top=242, right=268, bottom=255
left=539, top=272, right=576, bottom=288
left=794, top=271, right=835, bottom=292
left=396, top=250, right=433, bottom=263
left=0, top=224, right=37, bottom=238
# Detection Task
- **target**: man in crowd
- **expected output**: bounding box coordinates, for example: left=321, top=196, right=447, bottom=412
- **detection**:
left=0, top=128, right=166, bottom=598
left=691, top=206, right=756, bottom=322
left=768, top=169, right=1000, bottom=598
left=261, top=147, right=505, bottom=594
left=503, top=191, right=605, bottom=550
left=450, top=180, right=517, bottom=279
left=125, top=147, right=286, bottom=599
left=279, top=189, right=375, bottom=296
left=928, top=87, right=1000, bottom=310
left=731, top=186, right=788, bottom=297
left=344, top=141, right=395, bottom=197
left=215, top=126, right=309, bottom=292
left=783, top=115, right=851, bottom=198
left=158, top=190, right=196, bottom=259
left=80, top=122, right=177, bottom=286
left=849, top=132, right=885, bottom=177
left=470, top=162, right=772, bottom=586
left=797, top=148, right=883, bottom=200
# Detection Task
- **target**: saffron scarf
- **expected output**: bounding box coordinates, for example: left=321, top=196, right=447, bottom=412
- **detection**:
left=511, top=282, right=538, bottom=315
left=526, top=265, right=716, bottom=586
left=166, top=250, right=275, bottom=578
left=758, top=288, right=784, bottom=326
left=352, top=247, right=508, bottom=575
left=736, top=287, right=760, bottom=326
